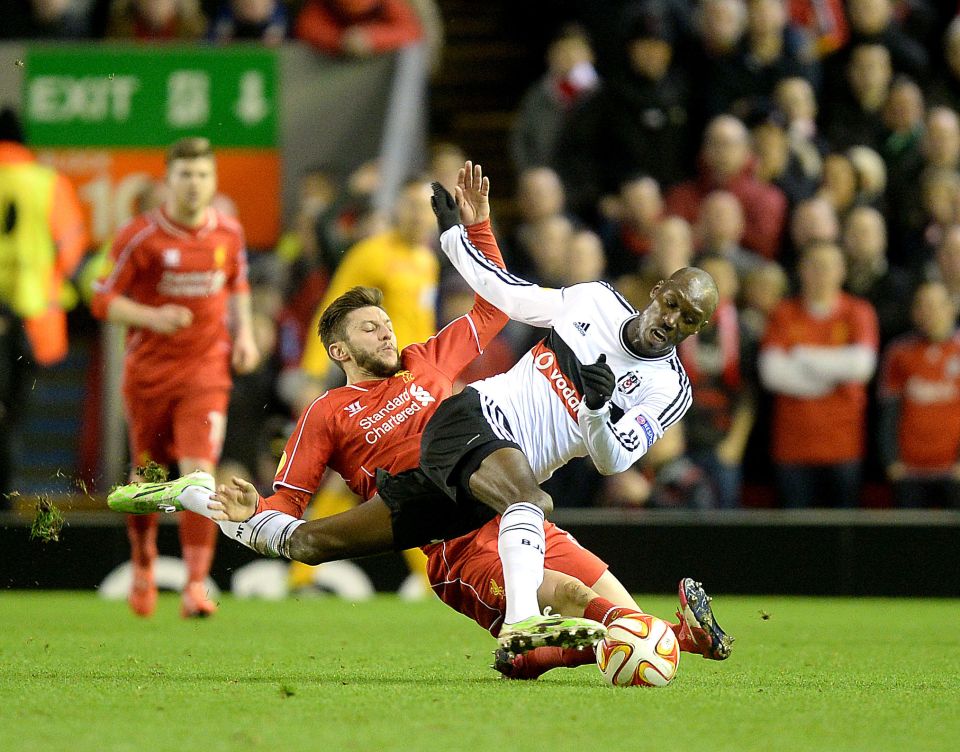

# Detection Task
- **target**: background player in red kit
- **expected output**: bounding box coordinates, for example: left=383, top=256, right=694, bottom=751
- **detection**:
left=92, top=137, right=259, bottom=618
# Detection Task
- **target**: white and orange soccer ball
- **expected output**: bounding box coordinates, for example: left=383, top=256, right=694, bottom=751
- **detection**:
left=595, top=613, right=680, bottom=687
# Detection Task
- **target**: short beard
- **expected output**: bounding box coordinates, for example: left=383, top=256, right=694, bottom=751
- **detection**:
left=352, top=348, right=401, bottom=378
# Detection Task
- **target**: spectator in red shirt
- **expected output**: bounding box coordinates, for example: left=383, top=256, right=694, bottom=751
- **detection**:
left=665, top=114, right=788, bottom=259
left=878, top=280, right=960, bottom=508
left=788, top=0, right=849, bottom=57
left=759, top=241, right=879, bottom=507
left=295, top=0, right=422, bottom=58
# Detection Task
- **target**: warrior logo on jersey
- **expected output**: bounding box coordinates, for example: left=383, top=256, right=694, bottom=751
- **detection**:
left=410, top=384, right=435, bottom=406
left=344, top=400, right=366, bottom=416
left=617, top=371, right=642, bottom=395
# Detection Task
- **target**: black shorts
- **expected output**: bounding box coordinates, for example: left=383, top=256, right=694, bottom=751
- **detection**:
left=378, top=388, right=522, bottom=550
left=377, top=467, right=496, bottom=550
left=420, top=387, right=521, bottom=499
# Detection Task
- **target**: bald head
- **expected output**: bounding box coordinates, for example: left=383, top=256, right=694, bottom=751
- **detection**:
left=669, top=267, right=720, bottom=323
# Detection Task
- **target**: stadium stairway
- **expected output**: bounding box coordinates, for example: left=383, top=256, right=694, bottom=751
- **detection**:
left=432, top=1, right=548, bottom=208
left=12, top=332, right=91, bottom=495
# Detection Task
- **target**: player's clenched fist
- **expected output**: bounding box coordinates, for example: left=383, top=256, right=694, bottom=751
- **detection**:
left=581, top=354, right=615, bottom=409
left=151, top=304, right=194, bottom=334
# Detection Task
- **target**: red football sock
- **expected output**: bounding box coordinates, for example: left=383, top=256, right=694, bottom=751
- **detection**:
left=584, top=597, right=641, bottom=626
left=672, top=625, right=699, bottom=654
left=127, top=513, right=158, bottom=571
left=178, top=510, right=217, bottom=585
left=508, top=647, right=595, bottom=680
left=584, top=597, right=696, bottom=653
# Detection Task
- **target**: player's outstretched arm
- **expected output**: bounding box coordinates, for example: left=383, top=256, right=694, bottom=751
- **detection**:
left=435, top=165, right=563, bottom=328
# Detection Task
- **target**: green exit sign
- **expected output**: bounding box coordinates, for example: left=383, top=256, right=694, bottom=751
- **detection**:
left=23, top=46, right=278, bottom=147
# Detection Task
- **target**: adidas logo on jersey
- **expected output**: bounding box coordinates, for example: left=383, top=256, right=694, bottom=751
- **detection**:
left=574, top=321, right=591, bottom=336
left=344, top=400, right=366, bottom=416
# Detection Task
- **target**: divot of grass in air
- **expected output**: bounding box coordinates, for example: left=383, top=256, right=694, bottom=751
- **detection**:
left=30, top=496, right=64, bottom=543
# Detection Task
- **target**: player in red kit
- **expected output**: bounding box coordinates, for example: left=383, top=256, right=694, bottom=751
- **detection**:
left=92, top=137, right=259, bottom=618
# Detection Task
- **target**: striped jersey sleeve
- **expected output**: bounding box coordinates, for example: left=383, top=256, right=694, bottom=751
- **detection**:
left=439, top=224, right=564, bottom=328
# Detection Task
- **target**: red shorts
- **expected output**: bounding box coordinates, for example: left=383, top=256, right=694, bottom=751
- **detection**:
left=424, top=519, right=609, bottom=637
left=124, top=387, right=229, bottom=467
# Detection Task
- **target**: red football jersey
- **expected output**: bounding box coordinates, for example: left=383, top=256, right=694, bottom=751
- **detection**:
left=91, top=207, right=249, bottom=396
left=259, top=221, right=509, bottom=518
left=762, top=293, right=879, bottom=463
left=879, top=332, right=960, bottom=470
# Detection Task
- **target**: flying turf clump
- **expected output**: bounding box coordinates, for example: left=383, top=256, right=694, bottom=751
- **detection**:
left=139, top=461, right=169, bottom=483
left=30, top=495, right=64, bottom=543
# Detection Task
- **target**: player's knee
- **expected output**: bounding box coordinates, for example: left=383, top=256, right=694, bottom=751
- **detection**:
left=287, top=525, right=332, bottom=566
left=529, top=489, right=553, bottom=517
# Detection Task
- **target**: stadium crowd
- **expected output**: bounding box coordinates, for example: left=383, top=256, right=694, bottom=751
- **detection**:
left=2, top=0, right=428, bottom=53
left=4, top=0, right=960, bottom=512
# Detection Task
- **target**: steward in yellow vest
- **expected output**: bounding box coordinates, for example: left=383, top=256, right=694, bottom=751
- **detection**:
left=0, top=108, right=88, bottom=366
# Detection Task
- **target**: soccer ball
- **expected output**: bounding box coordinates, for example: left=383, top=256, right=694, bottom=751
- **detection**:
left=595, top=613, right=680, bottom=687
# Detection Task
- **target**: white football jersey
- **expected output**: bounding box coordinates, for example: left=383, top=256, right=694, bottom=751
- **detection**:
left=442, top=226, right=692, bottom=482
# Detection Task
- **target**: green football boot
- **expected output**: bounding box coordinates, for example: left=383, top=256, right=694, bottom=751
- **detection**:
left=497, top=608, right=607, bottom=654
left=107, top=471, right=215, bottom=514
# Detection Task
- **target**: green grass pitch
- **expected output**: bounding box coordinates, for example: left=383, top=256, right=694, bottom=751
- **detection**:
left=1, top=592, right=957, bottom=752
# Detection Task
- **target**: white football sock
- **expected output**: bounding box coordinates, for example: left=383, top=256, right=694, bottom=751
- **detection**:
left=498, top=502, right=546, bottom=625
left=218, top=511, right=305, bottom=558
left=178, top=485, right=218, bottom=519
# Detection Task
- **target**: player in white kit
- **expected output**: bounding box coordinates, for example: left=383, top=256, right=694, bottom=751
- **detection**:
left=378, top=175, right=719, bottom=651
